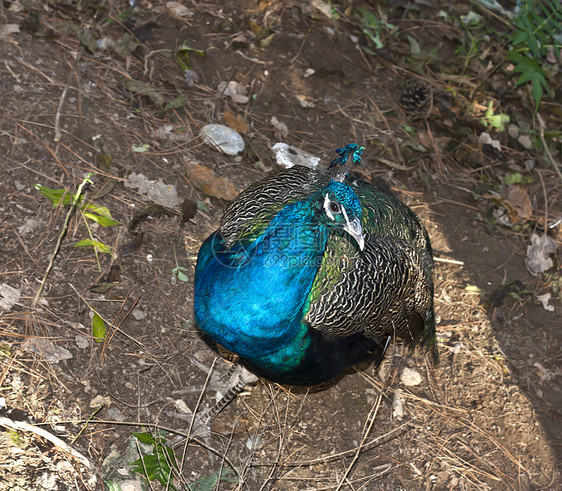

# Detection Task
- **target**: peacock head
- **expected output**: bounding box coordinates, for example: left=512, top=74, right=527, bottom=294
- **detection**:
left=316, top=181, right=364, bottom=251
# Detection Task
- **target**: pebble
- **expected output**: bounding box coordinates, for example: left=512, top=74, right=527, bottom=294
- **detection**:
left=517, top=134, right=532, bottom=149
left=132, top=308, right=146, bottom=320
left=507, top=124, right=519, bottom=139
left=201, top=124, right=244, bottom=155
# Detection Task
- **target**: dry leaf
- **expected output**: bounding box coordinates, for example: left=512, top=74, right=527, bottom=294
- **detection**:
left=217, top=81, right=249, bottom=103
left=166, top=2, right=192, bottom=17
left=224, top=110, right=248, bottom=134
left=0, top=24, right=20, bottom=37
left=525, top=233, right=557, bottom=276
left=271, top=116, right=288, bottom=139
left=536, top=293, right=555, bottom=312
left=184, top=161, right=239, bottom=200
left=392, top=389, right=405, bottom=421
left=294, top=94, right=315, bottom=108
left=311, top=0, right=333, bottom=18
left=400, top=367, right=422, bottom=386
left=0, top=283, right=21, bottom=311
left=180, top=198, right=198, bottom=227
left=272, top=143, right=320, bottom=169
left=506, top=185, right=532, bottom=222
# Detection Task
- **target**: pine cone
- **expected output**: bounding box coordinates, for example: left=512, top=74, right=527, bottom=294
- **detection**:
left=400, top=81, right=433, bottom=118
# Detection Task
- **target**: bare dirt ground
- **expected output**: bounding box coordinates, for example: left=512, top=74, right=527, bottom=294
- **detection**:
left=0, top=1, right=560, bottom=490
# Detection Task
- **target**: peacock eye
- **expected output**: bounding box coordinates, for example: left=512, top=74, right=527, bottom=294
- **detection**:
left=329, top=201, right=341, bottom=213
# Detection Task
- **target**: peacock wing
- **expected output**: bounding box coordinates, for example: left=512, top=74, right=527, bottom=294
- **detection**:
left=219, top=166, right=327, bottom=247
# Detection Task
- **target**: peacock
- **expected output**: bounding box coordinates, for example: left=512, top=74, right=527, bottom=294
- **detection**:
left=192, top=144, right=435, bottom=416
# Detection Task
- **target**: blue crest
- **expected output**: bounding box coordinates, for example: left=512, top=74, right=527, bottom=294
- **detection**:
left=329, top=143, right=364, bottom=182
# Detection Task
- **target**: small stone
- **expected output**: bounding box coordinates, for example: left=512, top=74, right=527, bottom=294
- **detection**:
left=201, top=124, right=244, bottom=155
left=272, top=142, right=319, bottom=169
left=518, top=134, right=533, bottom=149
left=524, top=159, right=535, bottom=171
left=90, top=395, right=112, bottom=408
left=507, top=124, right=519, bottom=139
left=479, top=132, right=501, bottom=152
left=75, top=335, right=89, bottom=349
left=107, top=407, right=126, bottom=422
left=246, top=435, right=263, bottom=451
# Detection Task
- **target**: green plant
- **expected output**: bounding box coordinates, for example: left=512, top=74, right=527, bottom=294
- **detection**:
left=480, top=100, right=510, bottom=131
left=92, top=311, right=106, bottom=342
left=130, top=431, right=179, bottom=490
left=454, top=12, right=487, bottom=74
left=176, top=42, right=207, bottom=73
left=187, top=467, right=238, bottom=491
left=357, top=6, right=395, bottom=51
left=508, top=0, right=562, bottom=110
left=172, top=245, right=189, bottom=283
left=129, top=431, right=239, bottom=490
left=36, top=180, right=119, bottom=259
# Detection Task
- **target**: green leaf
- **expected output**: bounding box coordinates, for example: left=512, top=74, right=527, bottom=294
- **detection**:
left=406, top=36, right=421, bottom=55
left=531, top=78, right=544, bottom=110
left=83, top=212, right=120, bottom=227
left=130, top=432, right=178, bottom=491
left=515, top=69, right=538, bottom=85
left=465, top=285, right=485, bottom=295
left=172, top=266, right=189, bottom=283
left=503, top=172, right=524, bottom=185
left=508, top=49, right=550, bottom=110
left=176, top=42, right=207, bottom=72
left=35, top=185, right=76, bottom=207
left=510, top=30, right=528, bottom=46
left=85, top=203, right=115, bottom=218
left=402, top=125, right=415, bottom=137
left=73, top=239, right=112, bottom=254
left=188, top=468, right=238, bottom=491
left=362, top=28, right=382, bottom=49
left=511, top=56, right=542, bottom=74
left=83, top=204, right=119, bottom=226
left=92, top=312, right=106, bottom=342
left=162, top=95, right=188, bottom=113
left=358, top=7, right=377, bottom=28
left=102, top=479, right=122, bottom=491
left=132, top=431, right=156, bottom=445
left=122, top=79, right=165, bottom=107
left=114, top=33, right=138, bottom=58
left=132, top=143, right=150, bottom=153
left=131, top=455, right=159, bottom=479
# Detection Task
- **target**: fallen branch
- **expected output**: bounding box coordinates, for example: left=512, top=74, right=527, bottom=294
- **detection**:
left=0, top=416, right=93, bottom=470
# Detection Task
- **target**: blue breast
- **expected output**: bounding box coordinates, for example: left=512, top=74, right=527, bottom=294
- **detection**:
left=194, top=202, right=326, bottom=380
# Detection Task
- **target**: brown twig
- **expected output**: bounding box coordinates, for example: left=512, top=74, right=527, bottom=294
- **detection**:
left=537, top=112, right=562, bottom=184
left=54, top=57, right=80, bottom=142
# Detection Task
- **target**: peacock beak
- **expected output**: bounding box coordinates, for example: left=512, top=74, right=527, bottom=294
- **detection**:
left=344, top=217, right=365, bottom=251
